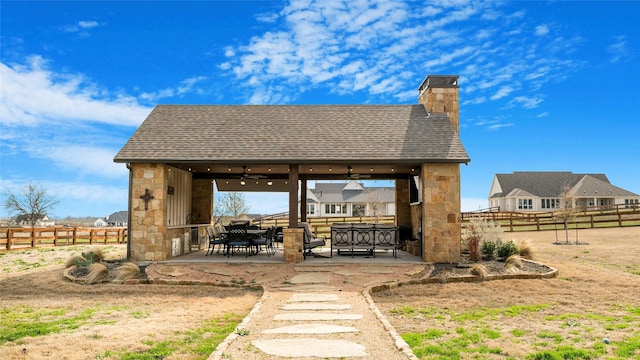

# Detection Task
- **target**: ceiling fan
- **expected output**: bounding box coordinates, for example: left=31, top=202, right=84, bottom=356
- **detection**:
left=239, top=166, right=267, bottom=180
left=345, top=166, right=371, bottom=180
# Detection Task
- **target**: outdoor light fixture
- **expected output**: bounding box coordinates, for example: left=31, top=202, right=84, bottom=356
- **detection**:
left=391, top=167, right=395, bottom=172
left=207, top=167, right=210, bottom=172
left=240, top=180, right=246, bottom=186
left=268, top=167, right=272, bottom=172
left=228, top=166, right=231, bottom=172
left=267, top=181, right=273, bottom=186
left=329, top=166, right=332, bottom=172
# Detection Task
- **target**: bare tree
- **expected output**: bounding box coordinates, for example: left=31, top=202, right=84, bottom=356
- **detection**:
left=4, top=182, right=59, bottom=227
left=217, top=192, right=250, bottom=219
left=556, top=184, right=575, bottom=244
left=367, top=191, right=385, bottom=223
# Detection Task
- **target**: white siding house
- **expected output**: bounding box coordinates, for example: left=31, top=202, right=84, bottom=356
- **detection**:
left=489, top=172, right=640, bottom=212
left=304, top=181, right=395, bottom=218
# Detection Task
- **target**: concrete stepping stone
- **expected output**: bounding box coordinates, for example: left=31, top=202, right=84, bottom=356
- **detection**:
left=289, top=273, right=330, bottom=284
left=262, top=323, right=359, bottom=334
left=252, top=338, right=367, bottom=357
left=281, top=303, right=352, bottom=310
left=288, top=293, right=340, bottom=302
left=274, top=312, right=362, bottom=321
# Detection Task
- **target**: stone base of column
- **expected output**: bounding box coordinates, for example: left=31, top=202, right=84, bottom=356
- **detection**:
left=283, top=228, right=304, bottom=263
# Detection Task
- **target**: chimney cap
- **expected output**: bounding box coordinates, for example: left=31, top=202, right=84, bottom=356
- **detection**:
left=418, top=75, right=459, bottom=92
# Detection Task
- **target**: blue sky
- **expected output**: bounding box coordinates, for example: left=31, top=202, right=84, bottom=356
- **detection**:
left=1, top=0, right=639, bottom=219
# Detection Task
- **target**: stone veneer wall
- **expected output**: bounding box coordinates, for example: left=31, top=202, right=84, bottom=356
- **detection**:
left=129, top=163, right=170, bottom=261
left=421, top=163, right=461, bottom=263
left=283, top=228, right=304, bottom=263
left=395, top=180, right=411, bottom=229
left=419, top=84, right=459, bottom=133
left=191, top=178, right=213, bottom=224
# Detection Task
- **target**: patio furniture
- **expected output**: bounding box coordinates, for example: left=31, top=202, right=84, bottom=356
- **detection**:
left=252, top=226, right=276, bottom=256
left=374, top=224, right=398, bottom=258
left=272, top=226, right=284, bottom=250
left=298, top=222, right=327, bottom=259
left=226, top=223, right=251, bottom=257
left=205, top=226, right=226, bottom=255
left=330, top=223, right=353, bottom=257
left=352, top=223, right=375, bottom=257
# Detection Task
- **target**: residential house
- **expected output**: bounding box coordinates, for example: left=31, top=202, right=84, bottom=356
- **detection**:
left=94, top=218, right=108, bottom=227
left=489, top=171, right=640, bottom=212
left=106, top=211, right=128, bottom=227
left=13, top=215, right=55, bottom=227
left=304, top=181, right=395, bottom=217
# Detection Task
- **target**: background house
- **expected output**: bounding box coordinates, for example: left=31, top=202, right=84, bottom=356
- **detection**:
left=304, top=181, right=395, bottom=217
left=12, top=215, right=55, bottom=227
left=93, top=218, right=108, bottom=227
left=489, top=171, right=640, bottom=212
left=106, top=211, right=128, bottom=226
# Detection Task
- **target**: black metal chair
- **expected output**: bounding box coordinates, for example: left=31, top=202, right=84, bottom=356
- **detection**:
left=205, top=226, right=226, bottom=255
left=352, top=223, right=375, bottom=257
left=253, top=226, right=276, bottom=256
left=330, top=223, right=353, bottom=257
left=374, top=224, right=398, bottom=258
left=226, top=223, right=250, bottom=257
left=272, top=226, right=284, bottom=250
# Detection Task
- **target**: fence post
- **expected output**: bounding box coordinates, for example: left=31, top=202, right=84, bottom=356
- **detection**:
left=509, top=217, right=513, bottom=232
left=73, top=227, right=77, bottom=245
left=54, top=228, right=59, bottom=246
left=618, top=213, right=622, bottom=227
left=7, top=228, right=13, bottom=250
left=31, top=228, right=36, bottom=248
left=535, top=215, right=540, bottom=231
left=590, top=215, right=594, bottom=228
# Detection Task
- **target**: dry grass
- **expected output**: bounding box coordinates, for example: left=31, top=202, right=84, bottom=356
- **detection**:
left=112, top=262, right=140, bottom=283
left=64, top=255, right=83, bottom=268
left=470, top=263, right=488, bottom=278
left=85, top=262, right=109, bottom=284
left=374, top=227, right=640, bottom=359
left=504, top=254, right=523, bottom=272
left=517, top=238, right=535, bottom=259
left=0, top=245, right=260, bottom=360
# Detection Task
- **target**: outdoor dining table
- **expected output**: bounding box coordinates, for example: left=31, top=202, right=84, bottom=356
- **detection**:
left=220, top=228, right=268, bottom=256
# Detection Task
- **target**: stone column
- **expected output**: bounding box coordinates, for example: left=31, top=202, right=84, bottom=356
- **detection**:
left=129, top=163, right=170, bottom=261
left=283, top=228, right=304, bottom=263
left=421, top=163, right=461, bottom=263
left=191, top=178, right=213, bottom=225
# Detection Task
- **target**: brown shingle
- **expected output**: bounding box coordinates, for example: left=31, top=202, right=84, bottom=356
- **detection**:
left=114, top=105, right=469, bottom=163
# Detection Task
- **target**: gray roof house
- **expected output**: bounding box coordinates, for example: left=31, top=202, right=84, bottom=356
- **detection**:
left=114, top=74, right=469, bottom=263
left=106, top=211, right=128, bottom=227
left=489, top=171, right=640, bottom=211
left=305, top=181, right=395, bottom=217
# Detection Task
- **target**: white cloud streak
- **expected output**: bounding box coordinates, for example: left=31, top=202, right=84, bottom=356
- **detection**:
left=1, top=56, right=151, bottom=127
left=221, top=0, right=582, bottom=114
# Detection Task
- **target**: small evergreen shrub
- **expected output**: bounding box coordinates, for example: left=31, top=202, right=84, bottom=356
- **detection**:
left=74, top=251, right=95, bottom=268
left=481, top=239, right=499, bottom=259
left=496, top=240, right=518, bottom=259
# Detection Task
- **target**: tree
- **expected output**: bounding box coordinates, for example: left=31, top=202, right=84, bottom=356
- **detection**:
left=4, top=182, right=59, bottom=227
left=367, top=191, right=385, bottom=222
left=217, top=192, right=250, bottom=219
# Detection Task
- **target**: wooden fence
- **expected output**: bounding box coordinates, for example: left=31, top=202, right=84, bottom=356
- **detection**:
left=254, top=215, right=396, bottom=239
left=461, top=204, right=640, bottom=232
left=0, top=227, right=127, bottom=251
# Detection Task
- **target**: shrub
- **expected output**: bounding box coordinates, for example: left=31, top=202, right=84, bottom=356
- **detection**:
left=65, top=255, right=84, bottom=268
left=463, top=217, right=504, bottom=261
left=112, top=263, right=140, bottom=283
left=470, top=264, right=488, bottom=278
left=496, top=240, right=518, bottom=259
left=505, top=255, right=523, bottom=273
left=518, top=239, right=535, bottom=260
left=73, top=251, right=94, bottom=268
left=86, top=263, right=109, bottom=285
left=481, top=239, right=499, bottom=260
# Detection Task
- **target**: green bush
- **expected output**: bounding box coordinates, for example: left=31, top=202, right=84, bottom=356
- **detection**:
left=496, top=240, right=518, bottom=259
left=74, top=251, right=94, bottom=268
left=481, top=239, right=499, bottom=259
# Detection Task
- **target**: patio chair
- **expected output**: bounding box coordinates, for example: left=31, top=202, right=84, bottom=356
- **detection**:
left=272, top=226, right=284, bottom=250
left=352, top=223, right=375, bottom=257
left=252, top=226, right=276, bottom=256
left=374, top=224, right=398, bottom=258
left=226, top=223, right=251, bottom=257
left=205, top=226, right=226, bottom=256
left=298, top=222, right=326, bottom=259
left=330, top=223, right=353, bottom=257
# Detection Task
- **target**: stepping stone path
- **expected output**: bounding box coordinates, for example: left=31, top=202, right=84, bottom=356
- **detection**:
left=212, top=271, right=411, bottom=359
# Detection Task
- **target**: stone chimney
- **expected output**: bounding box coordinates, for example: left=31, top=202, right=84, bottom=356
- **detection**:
left=417, top=75, right=460, bottom=133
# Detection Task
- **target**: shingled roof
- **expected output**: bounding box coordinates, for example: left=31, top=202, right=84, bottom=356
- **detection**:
left=491, top=171, right=637, bottom=198
left=114, top=105, right=469, bottom=164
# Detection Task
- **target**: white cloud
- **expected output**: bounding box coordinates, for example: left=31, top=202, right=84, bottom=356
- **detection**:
left=535, top=24, right=549, bottom=36
left=608, top=36, right=630, bottom=63
left=220, top=0, right=584, bottom=115
left=139, top=76, right=209, bottom=102
left=0, top=56, right=151, bottom=127
left=510, top=95, right=543, bottom=109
